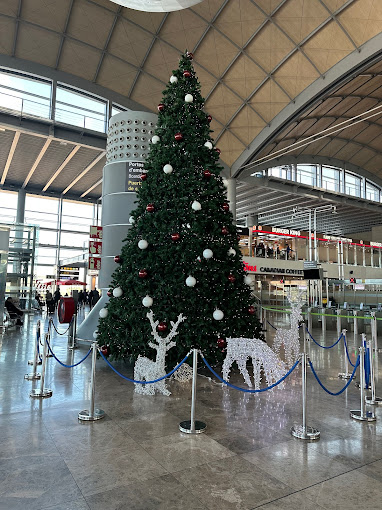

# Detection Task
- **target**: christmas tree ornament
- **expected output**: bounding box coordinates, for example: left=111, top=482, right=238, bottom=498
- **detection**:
left=157, top=104, right=165, bottom=112
left=129, top=216, right=135, bottom=224
left=163, top=164, right=173, bottom=174
left=244, top=275, right=252, bottom=285
left=157, top=321, right=168, bottom=332
left=207, top=114, right=212, bottom=123
left=203, top=248, right=213, bottom=259
left=151, top=135, right=160, bottom=144
left=221, top=226, right=229, bottom=235
left=170, top=75, right=178, bottom=84
left=213, top=309, right=224, bottom=321
left=99, top=308, right=108, bottom=319
left=248, top=305, right=255, bottom=315
left=146, top=203, right=155, bottom=212
left=223, top=179, right=229, bottom=187
left=273, top=291, right=304, bottom=367
left=217, top=338, right=226, bottom=349
left=172, top=363, right=193, bottom=382
left=203, top=169, right=212, bottom=179
left=183, top=70, right=191, bottom=78
left=134, top=311, right=186, bottom=396
left=228, top=274, right=236, bottom=283
left=204, top=141, right=213, bottom=149
left=139, top=269, right=148, bottom=278
left=228, top=247, right=236, bottom=256
left=215, top=147, right=221, bottom=155
left=222, top=202, right=229, bottom=211
left=142, top=295, right=153, bottom=307
left=174, top=132, right=183, bottom=141
left=140, top=173, right=147, bottom=181
left=185, top=94, right=194, bottom=103
left=186, top=275, right=196, bottom=287
left=93, top=330, right=98, bottom=339
left=113, top=287, right=123, bottom=298
left=191, top=200, right=201, bottom=211
left=138, top=239, right=148, bottom=250
left=186, top=51, right=194, bottom=60
left=171, top=232, right=180, bottom=241
left=223, top=337, right=287, bottom=390
left=100, top=345, right=109, bottom=357
left=107, top=290, right=112, bottom=297
left=114, top=255, right=122, bottom=263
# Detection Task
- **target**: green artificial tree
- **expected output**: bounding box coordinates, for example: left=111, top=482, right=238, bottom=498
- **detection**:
left=97, top=52, right=263, bottom=366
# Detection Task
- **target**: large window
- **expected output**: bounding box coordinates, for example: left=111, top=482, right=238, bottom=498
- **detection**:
left=296, top=165, right=316, bottom=186
left=322, top=166, right=341, bottom=192
left=366, top=181, right=380, bottom=202
left=345, top=172, right=361, bottom=197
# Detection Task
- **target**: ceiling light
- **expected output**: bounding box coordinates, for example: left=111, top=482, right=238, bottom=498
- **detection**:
left=110, top=0, right=203, bottom=11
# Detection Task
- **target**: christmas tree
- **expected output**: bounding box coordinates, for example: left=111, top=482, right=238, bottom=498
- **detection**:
left=97, top=52, right=263, bottom=366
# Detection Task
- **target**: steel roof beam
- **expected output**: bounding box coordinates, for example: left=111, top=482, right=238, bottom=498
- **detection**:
left=42, top=145, right=80, bottom=192
left=93, top=6, right=123, bottom=84
left=12, top=0, right=23, bottom=57
left=80, top=177, right=102, bottom=198
left=62, top=151, right=105, bottom=194
left=22, top=137, right=52, bottom=188
left=55, top=0, right=74, bottom=69
left=0, top=131, right=20, bottom=185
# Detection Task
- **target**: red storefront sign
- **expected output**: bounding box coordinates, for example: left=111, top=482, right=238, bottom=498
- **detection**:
left=89, top=241, right=102, bottom=255
left=90, top=226, right=103, bottom=239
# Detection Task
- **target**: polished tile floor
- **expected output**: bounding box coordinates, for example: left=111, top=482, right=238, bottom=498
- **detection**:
left=1, top=310, right=382, bottom=509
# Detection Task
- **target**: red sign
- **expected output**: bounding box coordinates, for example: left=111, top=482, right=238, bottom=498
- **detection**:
left=90, top=226, right=103, bottom=239
left=243, top=262, right=257, bottom=272
left=89, top=241, right=102, bottom=255
left=89, top=257, right=101, bottom=270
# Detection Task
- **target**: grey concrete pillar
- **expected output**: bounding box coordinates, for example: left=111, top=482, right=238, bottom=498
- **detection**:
left=77, top=110, right=157, bottom=341
left=226, top=178, right=236, bottom=223
left=13, top=189, right=26, bottom=275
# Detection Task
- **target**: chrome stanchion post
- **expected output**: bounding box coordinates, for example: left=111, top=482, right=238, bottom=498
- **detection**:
left=30, top=332, right=53, bottom=398
left=25, top=321, right=42, bottom=380
left=371, top=312, right=378, bottom=351
left=78, top=342, right=105, bottom=421
left=321, top=309, right=326, bottom=334
left=46, top=320, right=53, bottom=357
left=68, top=314, right=77, bottom=350
left=365, top=339, right=382, bottom=405
left=337, top=309, right=341, bottom=339
left=338, top=329, right=351, bottom=379
left=350, top=344, right=376, bottom=421
left=179, top=349, right=206, bottom=434
left=307, top=308, right=312, bottom=335
left=353, top=310, right=358, bottom=343
left=291, top=326, right=320, bottom=440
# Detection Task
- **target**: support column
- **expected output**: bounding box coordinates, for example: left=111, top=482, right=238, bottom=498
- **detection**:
left=226, top=178, right=236, bottom=223
left=13, top=189, right=26, bottom=276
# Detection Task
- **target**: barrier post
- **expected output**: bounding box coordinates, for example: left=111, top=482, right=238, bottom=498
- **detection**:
left=30, top=332, right=53, bottom=398
left=25, top=321, right=42, bottom=380
left=337, top=309, right=341, bottom=339
left=371, top=312, right=378, bottom=351
left=78, top=342, right=105, bottom=421
left=350, top=345, right=376, bottom=421
left=307, top=308, right=312, bottom=335
left=291, top=327, right=320, bottom=440
left=46, top=321, right=53, bottom=357
left=321, top=309, right=326, bottom=334
left=365, top=339, right=382, bottom=405
left=353, top=310, right=358, bottom=343
left=68, top=314, right=77, bottom=350
left=179, top=349, right=206, bottom=434
left=338, top=329, right=351, bottom=379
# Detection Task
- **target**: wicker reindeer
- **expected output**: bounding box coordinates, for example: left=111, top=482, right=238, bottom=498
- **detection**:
left=272, top=291, right=304, bottom=367
left=134, top=311, right=186, bottom=396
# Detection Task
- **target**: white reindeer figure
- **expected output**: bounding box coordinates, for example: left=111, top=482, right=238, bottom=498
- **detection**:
left=222, top=337, right=287, bottom=390
left=134, top=311, right=186, bottom=396
left=272, top=291, right=304, bottom=367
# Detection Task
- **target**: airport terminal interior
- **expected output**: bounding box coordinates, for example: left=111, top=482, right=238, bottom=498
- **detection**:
left=2, top=0, right=382, bottom=508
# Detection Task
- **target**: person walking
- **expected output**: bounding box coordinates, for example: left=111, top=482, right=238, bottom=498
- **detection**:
left=78, top=290, right=84, bottom=309
left=53, top=286, right=61, bottom=309
left=88, top=289, right=94, bottom=309
left=46, top=289, right=54, bottom=314
left=93, top=288, right=100, bottom=306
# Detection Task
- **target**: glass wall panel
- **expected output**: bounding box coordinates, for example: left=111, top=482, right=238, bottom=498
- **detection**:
left=296, top=164, right=317, bottom=186
left=366, top=181, right=380, bottom=202
left=345, top=172, right=361, bottom=197
left=322, top=166, right=341, bottom=192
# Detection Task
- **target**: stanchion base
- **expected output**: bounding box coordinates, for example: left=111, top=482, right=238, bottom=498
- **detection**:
left=78, top=409, right=105, bottom=422
left=68, top=344, right=77, bottom=350
left=179, top=420, right=207, bottom=434
left=291, top=425, right=320, bottom=440
left=30, top=388, right=53, bottom=398
left=365, top=397, right=382, bottom=405
left=355, top=382, right=371, bottom=389
left=24, top=373, right=41, bottom=380
left=338, top=372, right=352, bottom=379
left=46, top=353, right=53, bottom=358
left=350, top=409, right=376, bottom=421
left=28, top=359, right=42, bottom=366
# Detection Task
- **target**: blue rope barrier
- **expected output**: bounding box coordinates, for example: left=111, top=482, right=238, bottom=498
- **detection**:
left=343, top=336, right=356, bottom=368
left=266, top=320, right=277, bottom=330
left=201, top=355, right=300, bottom=393
left=308, top=356, right=359, bottom=396
left=98, top=350, right=190, bottom=384
left=306, top=328, right=343, bottom=349
left=46, top=337, right=92, bottom=368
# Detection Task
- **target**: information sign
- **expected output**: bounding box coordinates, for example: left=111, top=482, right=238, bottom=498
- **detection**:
left=125, top=161, right=146, bottom=192
left=89, top=241, right=102, bottom=255
left=89, top=257, right=101, bottom=271
left=90, top=226, right=103, bottom=239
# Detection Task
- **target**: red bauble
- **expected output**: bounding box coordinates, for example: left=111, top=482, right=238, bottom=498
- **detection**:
left=222, top=203, right=229, bottom=212
left=217, top=338, right=226, bottom=349
left=215, top=147, right=221, bottom=155
left=228, top=274, right=236, bottom=283
left=203, top=169, right=212, bottom=179
left=107, top=290, right=112, bottom=297
left=186, top=51, right=194, bottom=60
left=139, top=269, right=148, bottom=279
left=237, top=235, right=241, bottom=241
left=100, top=345, right=109, bottom=357
left=175, top=132, right=183, bottom=141
left=207, top=114, right=212, bottom=123
left=157, top=103, right=165, bottom=112
left=114, top=255, right=122, bottom=263
left=171, top=232, right=180, bottom=241
left=221, top=226, right=229, bottom=235
left=146, top=203, right=155, bottom=212
left=248, top=305, right=255, bottom=315
left=140, top=173, right=147, bottom=181
left=183, top=70, right=191, bottom=78
left=157, top=322, right=167, bottom=332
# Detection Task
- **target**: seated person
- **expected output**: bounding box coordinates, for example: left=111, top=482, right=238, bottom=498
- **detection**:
left=5, top=297, right=24, bottom=325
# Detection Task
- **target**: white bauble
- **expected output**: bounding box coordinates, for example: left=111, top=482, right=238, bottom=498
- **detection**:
left=186, top=276, right=197, bottom=287
left=204, top=141, right=213, bottom=149
left=99, top=308, right=108, bottom=319
left=163, top=164, right=173, bottom=174
left=93, top=330, right=98, bottom=339
left=213, top=309, right=224, bottom=321
left=129, top=216, right=135, bottom=224
left=203, top=249, right=213, bottom=259
left=185, top=94, right=194, bottom=103
left=191, top=201, right=201, bottom=211
left=228, top=247, right=236, bottom=256
left=244, top=275, right=252, bottom=285
left=142, top=295, right=153, bottom=307
left=170, top=75, right=178, bottom=84
left=222, top=178, right=229, bottom=188
left=113, top=287, right=123, bottom=298
left=152, top=135, right=160, bottom=144
left=138, top=239, right=148, bottom=250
